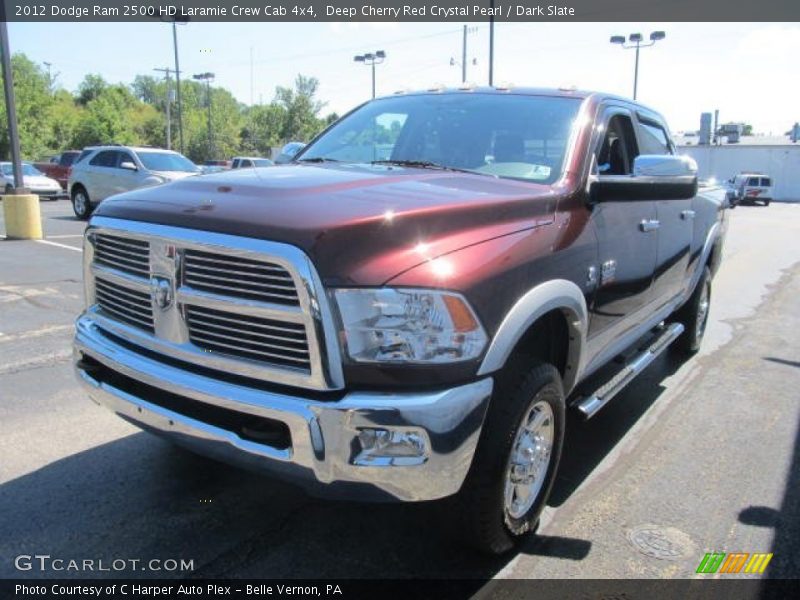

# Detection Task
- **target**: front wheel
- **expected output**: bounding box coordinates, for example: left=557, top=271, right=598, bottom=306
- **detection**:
left=455, top=362, right=565, bottom=554
left=71, top=188, right=92, bottom=220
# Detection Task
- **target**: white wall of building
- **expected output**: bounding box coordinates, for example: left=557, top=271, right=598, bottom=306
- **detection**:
left=678, top=145, right=800, bottom=201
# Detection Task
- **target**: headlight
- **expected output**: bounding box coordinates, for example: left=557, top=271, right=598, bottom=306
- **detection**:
left=334, top=288, right=488, bottom=364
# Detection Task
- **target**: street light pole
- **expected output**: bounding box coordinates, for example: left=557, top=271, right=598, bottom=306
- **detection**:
left=0, top=21, right=25, bottom=194
left=172, top=22, right=185, bottom=154
left=353, top=51, right=386, bottom=99
left=610, top=31, right=665, bottom=101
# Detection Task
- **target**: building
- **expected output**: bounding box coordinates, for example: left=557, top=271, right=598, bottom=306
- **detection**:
left=675, top=134, right=800, bottom=201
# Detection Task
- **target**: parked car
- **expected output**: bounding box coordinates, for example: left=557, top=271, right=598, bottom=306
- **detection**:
left=274, top=142, right=305, bottom=164
left=68, top=146, right=200, bottom=219
left=1, top=162, right=63, bottom=199
left=230, top=156, right=274, bottom=169
left=74, top=87, right=727, bottom=554
left=33, top=150, right=81, bottom=191
left=729, top=172, right=772, bottom=206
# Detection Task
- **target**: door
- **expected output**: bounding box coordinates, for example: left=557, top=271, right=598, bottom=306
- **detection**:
left=588, top=109, right=659, bottom=341
left=636, top=115, right=693, bottom=308
left=86, top=150, right=118, bottom=201
left=107, top=151, right=142, bottom=197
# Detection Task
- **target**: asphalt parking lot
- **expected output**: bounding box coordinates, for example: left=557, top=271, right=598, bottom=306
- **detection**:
left=1, top=198, right=799, bottom=582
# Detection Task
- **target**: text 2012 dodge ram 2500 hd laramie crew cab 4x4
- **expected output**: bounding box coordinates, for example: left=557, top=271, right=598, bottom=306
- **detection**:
left=74, top=88, right=727, bottom=553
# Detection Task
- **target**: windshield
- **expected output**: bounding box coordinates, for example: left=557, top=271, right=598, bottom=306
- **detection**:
left=137, top=152, right=199, bottom=173
left=300, top=93, right=582, bottom=184
left=2, top=163, right=42, bottom=177
left=253, top=159, right=273, bottom=167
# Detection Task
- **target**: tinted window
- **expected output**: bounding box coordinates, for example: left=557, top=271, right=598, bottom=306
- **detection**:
left=301, top=94, right=582, bottom=184
left=597, top=114, right=639, bottom=176
left=76, top=150, right=94, bottom=164
left=761, top=177, right=772, bottom=186
left=747, top=177, right=760, bottom=186
left=61, top=153, right=79, bottom=166
left=89, top=151, right=118, bottom=167
left=136, top=152, right=198, bottom=172
left=638, top=121, right=671, bottom=155
left=253, top=159, right=273, bottom=167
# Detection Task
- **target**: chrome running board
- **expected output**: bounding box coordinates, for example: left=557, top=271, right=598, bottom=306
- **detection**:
left=576, top=322, right=685, bottom=420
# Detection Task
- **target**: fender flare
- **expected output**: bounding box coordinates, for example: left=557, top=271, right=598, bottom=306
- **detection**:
left=682, top=221, right=720, bottom=304
left=477, top=279, right=588, bottom=394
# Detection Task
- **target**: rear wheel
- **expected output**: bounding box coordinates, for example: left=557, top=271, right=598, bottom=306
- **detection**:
left=672, top=267, right=711, bottom=355
left=455, top=362, right=565, bottom=554
left=764, top=199, right=771, bottom=207
left=71, top=187, right=92, bottom=220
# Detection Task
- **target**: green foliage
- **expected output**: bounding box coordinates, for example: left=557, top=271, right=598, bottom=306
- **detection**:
left=0, top=54, right=53, bottom=160
left=1, top=53, right=336, bottom=163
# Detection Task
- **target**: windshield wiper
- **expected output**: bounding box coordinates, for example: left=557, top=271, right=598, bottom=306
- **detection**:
left=370, top=160, right=480, bottom=175
left=296, top=157, right=340, bottom=163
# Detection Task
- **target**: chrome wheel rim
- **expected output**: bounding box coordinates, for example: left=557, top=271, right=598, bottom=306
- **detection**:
left=74, top=193, right=86, bottom=215
left=696, top=282, right=710, bottom=339
left=504, top=400, right=554, bottom=521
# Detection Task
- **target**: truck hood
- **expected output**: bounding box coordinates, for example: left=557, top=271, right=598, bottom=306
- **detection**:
left=94, top=164, right=559, bottom=285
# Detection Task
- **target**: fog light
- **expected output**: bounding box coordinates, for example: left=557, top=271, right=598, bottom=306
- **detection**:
left=354, top=428, right=428, bottom=466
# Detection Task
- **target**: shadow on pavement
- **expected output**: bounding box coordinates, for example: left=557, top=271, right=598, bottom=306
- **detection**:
left=763, top=356, right=800, bottom=369
left=738, top=412, right=800, bottom=578
left=0, top=351, right=690, bottom=579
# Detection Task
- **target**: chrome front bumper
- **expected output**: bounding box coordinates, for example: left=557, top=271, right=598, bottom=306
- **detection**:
left=74, top=315, right=493, bottom=502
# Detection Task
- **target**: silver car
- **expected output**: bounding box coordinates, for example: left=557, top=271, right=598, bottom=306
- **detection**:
left=1, top=162, right=63, bottom=199
left=68, top=146, right=200, bottom=219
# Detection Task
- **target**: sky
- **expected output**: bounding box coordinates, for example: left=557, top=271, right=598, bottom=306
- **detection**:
left=7, top=20, right=800, bottom=135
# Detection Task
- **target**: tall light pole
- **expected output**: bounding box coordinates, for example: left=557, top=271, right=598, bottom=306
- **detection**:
left=489, top=0, right=495, bottom=86
left=1, top=22, right=25, bottom=194
left=353, top=50, right=386, bottom=99
left=193, top=72, right=215, bottom=158
left=610, top=31, right=666, bottom=100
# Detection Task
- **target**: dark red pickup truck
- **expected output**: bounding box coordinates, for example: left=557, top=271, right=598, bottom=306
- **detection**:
left=73, top=87, right=727, bottom=553
left=33, top=150, right=80, bottom=191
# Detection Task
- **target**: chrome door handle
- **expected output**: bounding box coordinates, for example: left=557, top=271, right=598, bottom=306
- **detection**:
left=639, top=219, right=660, bottom=232
left=681, top=210, right=696, bottom=220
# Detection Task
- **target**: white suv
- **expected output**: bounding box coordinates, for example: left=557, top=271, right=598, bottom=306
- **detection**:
left=68, top=146, right=200, bottom=219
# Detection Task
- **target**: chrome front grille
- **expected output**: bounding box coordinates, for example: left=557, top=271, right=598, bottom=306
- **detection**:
left=94, top=234, right=150, bottom=278
left=84, top=218, right=343, bottom=391
left=95, top=277, right=154, bottom=332
left=183, top=249, right=299, bottom=306
left=185, top=305, right=310, bottom=370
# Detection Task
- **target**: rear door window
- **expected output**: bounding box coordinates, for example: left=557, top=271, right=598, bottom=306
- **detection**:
left=761, top=177, right=772, bottom=186
left=747, top=177, right=760, bottom=186
left=89, top=151, right=117, bottom=168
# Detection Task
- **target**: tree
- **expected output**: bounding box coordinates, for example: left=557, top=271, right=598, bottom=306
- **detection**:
left=77, top=74, right=108, bottom=105
left=274, top=75, right=327, bottom=142
left=0, top=54, right=53, bottom=160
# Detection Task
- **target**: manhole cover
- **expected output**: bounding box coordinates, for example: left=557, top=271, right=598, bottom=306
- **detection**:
left=627, top=524, right=695, bottom=561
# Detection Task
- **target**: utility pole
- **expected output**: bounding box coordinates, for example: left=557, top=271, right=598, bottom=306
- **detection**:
left=154, top=68, right=173, bottom=150
left=42, top=61, right=57, bottom=94
left=462, top=25, right=467, bottom=83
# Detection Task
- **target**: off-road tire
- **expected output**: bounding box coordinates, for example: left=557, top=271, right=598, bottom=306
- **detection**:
left=454, top=361, right=565, bottom=555
left=672, top=266, right=711, bottom=355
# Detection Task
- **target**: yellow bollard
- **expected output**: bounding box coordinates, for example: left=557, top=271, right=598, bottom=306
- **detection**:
left=2, top=194, right=43, bottom=239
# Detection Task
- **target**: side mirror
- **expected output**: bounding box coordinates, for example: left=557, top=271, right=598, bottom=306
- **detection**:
left=119, top=161, right=138, bottom=171
left=591, top=155, right=698, bottom=202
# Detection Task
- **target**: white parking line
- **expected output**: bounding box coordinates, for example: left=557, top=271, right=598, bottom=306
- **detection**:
left=34, top=239, right=82, bottom=252
left=47, top=234, right=84, bottom=239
